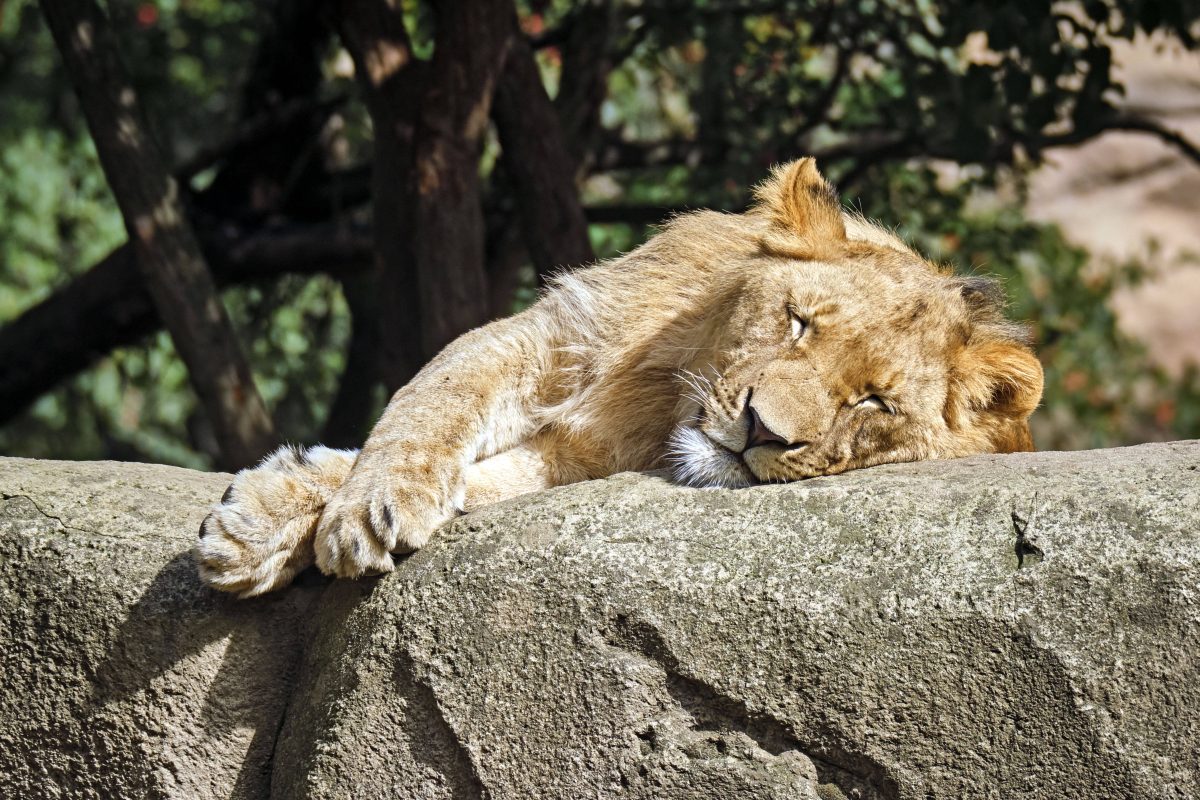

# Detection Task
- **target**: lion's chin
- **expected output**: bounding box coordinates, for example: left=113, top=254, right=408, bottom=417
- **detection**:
left=666, top=425, right=756, bottom=489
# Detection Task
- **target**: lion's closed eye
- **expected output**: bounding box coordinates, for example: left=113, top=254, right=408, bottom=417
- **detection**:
left=856, top=395, right=893, bottom=414
left=788, top=310, right=808, bottom=341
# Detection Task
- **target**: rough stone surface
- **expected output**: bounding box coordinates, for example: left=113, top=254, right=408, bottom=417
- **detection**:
left=2, top=442, right=1199, bottom=799
left=0, top=459, right=321, bottom=799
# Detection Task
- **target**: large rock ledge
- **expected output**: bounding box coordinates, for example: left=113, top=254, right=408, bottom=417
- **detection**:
left=1, top=442, right=1197, bottom=799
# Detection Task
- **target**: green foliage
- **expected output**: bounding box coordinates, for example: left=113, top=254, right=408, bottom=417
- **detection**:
left=0, top=131, right=123, bottom=317
left=0, top=0, right=1197, bottom=466
left=0, top=0, right=347, bottom=467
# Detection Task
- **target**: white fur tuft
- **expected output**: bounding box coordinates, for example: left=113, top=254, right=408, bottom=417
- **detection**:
left=665, top=425, right=754, bottom=489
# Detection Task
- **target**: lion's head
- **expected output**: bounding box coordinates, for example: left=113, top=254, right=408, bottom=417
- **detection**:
left=668, top=158, right=1043, bottom=487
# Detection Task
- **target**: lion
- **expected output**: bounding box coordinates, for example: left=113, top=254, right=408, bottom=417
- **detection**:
left=196, top=158, right=1044, bottom=597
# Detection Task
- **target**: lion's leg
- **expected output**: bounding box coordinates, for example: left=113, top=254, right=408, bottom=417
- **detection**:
left=196, top=443, right=554, bottom=597
left=315, top=312, right=552, bottom=578
left=462, top=445, right=557, bottom=510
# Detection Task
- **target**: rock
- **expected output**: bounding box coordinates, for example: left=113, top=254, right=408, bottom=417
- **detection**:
left=0, top=458, right=322, bottom=799
left=2, top=442, right=1199, bottom=799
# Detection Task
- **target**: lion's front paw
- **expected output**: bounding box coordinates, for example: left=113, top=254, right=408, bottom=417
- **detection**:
left=197, top=499, right=316, bottom=598
left=314, top=480, right=453, bottom=579
left=194, top=445, right=358, bottom=597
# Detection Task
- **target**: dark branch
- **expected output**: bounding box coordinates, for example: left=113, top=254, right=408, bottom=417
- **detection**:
left=175, top=94, right=346, bottom=183
left=0, top=225, right=370, bottom=426
left=794, top=37, right=854, bottom=139
left=1041, top=113, right=1200, bottom=167
left=589, top=109, right=1200, bottom=180
left=592, top=136, right=717, bottom=171
left=39, top=0, right=278, bottom=468
left=198, top=0, right=335, bottom=223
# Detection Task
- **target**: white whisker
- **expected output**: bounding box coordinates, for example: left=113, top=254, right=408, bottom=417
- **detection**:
left=665, top=424, right=754, bottom=489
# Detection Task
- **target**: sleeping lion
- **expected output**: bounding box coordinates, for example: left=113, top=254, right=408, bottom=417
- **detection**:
left=197, top=158, right=1043, bottom=597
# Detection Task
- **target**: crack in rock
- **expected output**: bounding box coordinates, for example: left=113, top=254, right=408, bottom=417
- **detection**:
left=1012, top=497, right=1046, bottom=570
left=2, top=492, right=96, bottom=537
left=597, top=612, right=901, bottom=800
left=392, top=650, right=488, bottom=799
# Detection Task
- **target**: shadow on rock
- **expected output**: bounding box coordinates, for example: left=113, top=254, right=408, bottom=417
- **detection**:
left=89, top=551, right=327, bottom=799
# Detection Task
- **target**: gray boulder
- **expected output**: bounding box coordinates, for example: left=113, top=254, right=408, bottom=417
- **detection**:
left=1, top=442, right=1198, bottom=799
left=0, top=458, right=321, bottom=799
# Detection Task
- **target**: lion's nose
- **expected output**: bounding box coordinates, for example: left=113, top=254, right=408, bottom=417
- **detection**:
left=745, top=403, right=790, bottom=450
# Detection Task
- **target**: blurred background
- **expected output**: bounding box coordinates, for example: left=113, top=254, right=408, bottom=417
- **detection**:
left=1, top=0, right=1198, bottom=471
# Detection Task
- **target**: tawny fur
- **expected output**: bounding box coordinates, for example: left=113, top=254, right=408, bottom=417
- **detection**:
left=196, top=445, right=356, bottom=596
left=196, top=159, right=1044, bottom=596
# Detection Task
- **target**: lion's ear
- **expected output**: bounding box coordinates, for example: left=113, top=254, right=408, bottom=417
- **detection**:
left=953, top=340, right=1044, bottom=419
left=755, top=158, right=846, bottom=254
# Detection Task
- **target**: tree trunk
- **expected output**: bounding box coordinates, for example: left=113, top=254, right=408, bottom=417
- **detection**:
left=199, top=0, right=332, bottom=222
left=556, top=0, right=621, bottom=177
left=493, top=35, right=595, bottom=284
left=39, top=0, right=278, bottom=469
left=412, top=0, right=516, bottom=355
left=337, top=0, right=426, bottom=393
left=320, top=273, right=381, bottom=448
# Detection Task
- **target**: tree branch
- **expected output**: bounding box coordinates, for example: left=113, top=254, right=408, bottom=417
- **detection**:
left=199, top=0, right=334, bottom=222
left=592, top=136, right=718, bottom=171
left=39, top=0, right=278, bottom=469
left=589, top=108, right=1200, bottom=183
left=175, top=94, right=346, bottom=183
left=794, top=35, right=854, bottom=139
left=0, top=224, right=370, bottom=426
left=1039, top=113, right=1200, bottom=166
